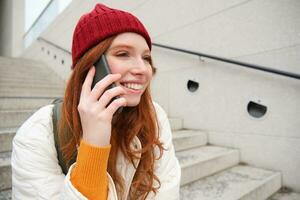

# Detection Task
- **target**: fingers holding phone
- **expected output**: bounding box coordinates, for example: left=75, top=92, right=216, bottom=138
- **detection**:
left=95, top=83, right=126, bottom=109
left=77, top=57, right=126, bottom=147
left=90, top=72, right=121, bottom=101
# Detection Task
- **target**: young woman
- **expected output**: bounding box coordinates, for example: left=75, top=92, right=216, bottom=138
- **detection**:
left=11, top=3, right=181, bottom=200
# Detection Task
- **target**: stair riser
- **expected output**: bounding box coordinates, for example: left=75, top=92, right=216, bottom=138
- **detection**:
left=0, top=88, right=63, bottom=97
left=0, top=59, right=42, bottom=65
left=173, top=134, right=207, bottom=151
left=0, top=132, right=15, bottom=153
left=0, top=84, right=63, bottom=90
left=0, top=68, right=47, bottom=75
left=241, top=173, right=281, bottom=200
left=181, top=151, right=239, bottom=186
left=0, top=111, right=34, bottom=129
left=0, top=73, right=62, bottom=80
left=0, top=59, right=44, bottom=67
left=0, top=166, right=11, bottom=191
left=0, top=72, right=58, bottom=79
left=0, top=189, right=12, bottom=199
left=0, top=63, right=49, bottom=70
left=169, top=118, right=183, bottom=131
left=0, top=80, right=63, bottom=87
left=1, top=93, right=63, bottom=98
left=0, top=98, right=55, bottom=110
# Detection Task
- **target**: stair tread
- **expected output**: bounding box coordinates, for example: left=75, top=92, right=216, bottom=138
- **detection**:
left=0, top=189, right=11, bottom=200
left=0, top=152, right=11, bottom=167
left=0, top=110, right=36, bottom=114
left=0, top=127, right=18, bottom=135
left=173, top=129, right=207, bottom=138
left=176, top=145, right=238, bottom=167
left=0, top=128, right=17, bottom=153
left=269, top=191, right=300, bottom=200
left=0, top=82, right=64, bottom=88
left=172, top=129, right=208, bottom=151
left=180, top=165, right=281, bottom=200
left=0, top=93, right=63, bottom=98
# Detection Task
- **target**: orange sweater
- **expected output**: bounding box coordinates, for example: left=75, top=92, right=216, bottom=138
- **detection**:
left=70, top=140, right=111, bottom=200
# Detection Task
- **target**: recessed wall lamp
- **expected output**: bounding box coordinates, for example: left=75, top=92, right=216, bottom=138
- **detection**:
left=187, top=80, right=199, bottom=92
left=247, top=100, right=267, bottom=118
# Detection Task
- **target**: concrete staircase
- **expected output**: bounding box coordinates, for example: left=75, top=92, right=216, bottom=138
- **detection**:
left=0, top=57, right=299, bottom=199
left=169, top=118, right=300, bottom=200
left=0, top=56, right=65, bottom=199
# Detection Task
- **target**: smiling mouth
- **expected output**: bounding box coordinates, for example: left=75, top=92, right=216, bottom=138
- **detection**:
left=121, top=83, right=144, bottom=91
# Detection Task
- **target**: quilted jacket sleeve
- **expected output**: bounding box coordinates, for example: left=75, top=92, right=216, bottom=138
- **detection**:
left=11, top=105, right=118, bottom=200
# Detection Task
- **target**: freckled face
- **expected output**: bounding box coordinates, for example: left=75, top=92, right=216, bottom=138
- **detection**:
left=105, top=32, right=153, bottom=107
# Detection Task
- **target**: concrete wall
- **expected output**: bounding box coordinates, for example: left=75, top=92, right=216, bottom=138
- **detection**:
left=21, top=0, right=300, bottom=192
left=22, top=39, right=72, bottom=81
left=149, top=0, right=300, bottom=192
left=151, top=46, right=300, bottom=191
left=0, top=0, right=24, bottom=57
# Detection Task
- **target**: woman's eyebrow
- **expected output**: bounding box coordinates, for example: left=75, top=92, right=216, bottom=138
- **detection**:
left=109, top=44, right=133, bottom=51
left=109, top=44, right=150, bottom=54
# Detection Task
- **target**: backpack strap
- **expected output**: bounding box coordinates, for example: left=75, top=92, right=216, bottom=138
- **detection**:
left=52, top=98, right=69, bottom=175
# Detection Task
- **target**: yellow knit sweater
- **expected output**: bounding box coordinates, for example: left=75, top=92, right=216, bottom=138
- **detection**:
left=70, top=140, right=111, bottom=200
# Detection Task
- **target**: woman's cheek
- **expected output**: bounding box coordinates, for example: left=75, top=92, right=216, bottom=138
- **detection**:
left=109, top=62, right=123, bottom=74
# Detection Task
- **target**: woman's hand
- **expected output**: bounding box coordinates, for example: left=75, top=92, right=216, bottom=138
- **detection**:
left=77, top=66, right=127, bottom=147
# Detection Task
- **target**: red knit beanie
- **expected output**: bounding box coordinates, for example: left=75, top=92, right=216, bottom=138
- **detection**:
left=71, top=3, right=152, bottom=69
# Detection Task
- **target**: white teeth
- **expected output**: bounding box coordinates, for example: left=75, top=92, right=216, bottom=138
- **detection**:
left=123, top=83, right=143, bottom=90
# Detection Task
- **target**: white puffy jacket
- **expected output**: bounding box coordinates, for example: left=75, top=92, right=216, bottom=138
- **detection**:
left=11, top=102, right=181, bottom=199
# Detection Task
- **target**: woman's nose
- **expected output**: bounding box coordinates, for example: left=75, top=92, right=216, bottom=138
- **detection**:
left=130, top=58, right=149, bottom=74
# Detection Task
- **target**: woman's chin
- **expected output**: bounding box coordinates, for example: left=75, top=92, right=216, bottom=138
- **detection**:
left=124, top=97, right=141, bottom=107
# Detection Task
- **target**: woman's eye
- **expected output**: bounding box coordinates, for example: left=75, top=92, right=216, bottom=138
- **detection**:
left=116, top=52, right=129, bottom=57
left=143, top=56, right=151, bottom=63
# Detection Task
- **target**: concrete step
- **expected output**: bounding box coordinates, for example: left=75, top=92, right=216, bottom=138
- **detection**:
left=0, top=64, right=57, bottom=72
left=0, top=97, right=56, bottom=111
left=0, top=79, right=64, bottom=87
left=0, top=152, right=11, bottom=191
left=177, top=145, right=239, bottom=186
left=0, top=58, right=50, bottom=74
left=169, top=117, right=183, bottom=131
left=0, top=110, right=36, bottom=129
left=0, top=56, right=44, bottom=67
left=0, top=68, right=63, bottom=77
left=0, top=86, right=64, bottom=97
left=0, top=57, right=64, bottom=86
left=0, top=72, right=63, bottom=83
left=0, top=64, right=45, bottom=74
left=173, top=129, right=208, bottom=151
left=0, top=189, right=11, bottom=200
left=0, top=144, right=239, bottom=192
left=2, top=183, right=299, bottom=200
left=0, top=128, right=17, bottom=153
left=0, top=83, right=64, bottom=90
left=0, top=84, right=64, bottom=95
left=180, top=165, right=281, bottom=200
left=268, top=190, right=300, bottom=200
left=0, top=63, right=54, bottom=70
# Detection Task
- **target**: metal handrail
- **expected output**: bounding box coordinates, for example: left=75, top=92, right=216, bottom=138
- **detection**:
left=38, top=37, right=71, bottom=55
left=36, top=37, right=300, bottom=80
left=153, top=43, right=300, bottom=80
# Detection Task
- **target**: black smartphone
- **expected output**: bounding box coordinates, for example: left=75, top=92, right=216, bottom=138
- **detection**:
left=92, top=55, right=122, bottom=112
left=92, top=55, right=116, bottom=90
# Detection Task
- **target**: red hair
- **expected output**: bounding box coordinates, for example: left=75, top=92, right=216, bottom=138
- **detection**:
left=58, top=36, right=163, bottom=199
